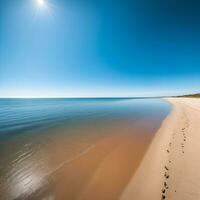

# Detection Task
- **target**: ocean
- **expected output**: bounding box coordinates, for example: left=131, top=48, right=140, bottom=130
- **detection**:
left=0, top=98, right=170, bottom=200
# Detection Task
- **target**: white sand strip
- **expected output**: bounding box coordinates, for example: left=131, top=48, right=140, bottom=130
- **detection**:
left=121, top=98, right=200, bottom=200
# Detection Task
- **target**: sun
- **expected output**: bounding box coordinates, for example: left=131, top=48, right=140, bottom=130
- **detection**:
left=34, top=0, right=53, bottom=16
left=37, top=0, right=46, bottom=7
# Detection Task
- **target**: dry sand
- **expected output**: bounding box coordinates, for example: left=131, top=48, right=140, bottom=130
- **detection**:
left=121, top=98, right=200, bottom=200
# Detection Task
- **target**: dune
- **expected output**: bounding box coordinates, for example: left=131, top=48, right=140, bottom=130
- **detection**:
left=121, top=98, right=200, bottom=200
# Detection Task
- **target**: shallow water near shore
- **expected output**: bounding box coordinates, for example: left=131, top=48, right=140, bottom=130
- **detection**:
left=0, top=98, right=170, bottom=200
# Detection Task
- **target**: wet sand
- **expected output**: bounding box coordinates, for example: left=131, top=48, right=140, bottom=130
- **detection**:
left=0, top=119, right=163, bottom=200
left=43, top=121, right=158, bottom=200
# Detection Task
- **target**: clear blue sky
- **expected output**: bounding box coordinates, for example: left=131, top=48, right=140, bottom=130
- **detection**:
left=0, top=0, right=200, bottom=97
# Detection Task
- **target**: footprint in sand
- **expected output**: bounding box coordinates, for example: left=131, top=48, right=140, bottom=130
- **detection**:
left=164, top=182, right=169, bottom=189
left=161, top=194, right=166, bottom=199
left=161, top=132, right=175, bottom=199
left=165, top=166, right=169, bottom=171
left=161, top=185, right=167, bottom=199
left=164, top=172, right=170, bottom=179
left=161, top=182, right=168, bottom=199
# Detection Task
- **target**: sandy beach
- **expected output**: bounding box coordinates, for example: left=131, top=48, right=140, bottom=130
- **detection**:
left=121, top=97, right=200, bottom=200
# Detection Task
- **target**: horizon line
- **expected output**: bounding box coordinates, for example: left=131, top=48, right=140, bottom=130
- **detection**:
left=0, top=91, right=198, bottom=99
left=0, top=95, right=175, bottom=99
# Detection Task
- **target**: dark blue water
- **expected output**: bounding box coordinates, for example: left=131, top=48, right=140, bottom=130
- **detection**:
left=0, top=98, right=170, bottom=200
left=0, top=98, right=169, bottom=135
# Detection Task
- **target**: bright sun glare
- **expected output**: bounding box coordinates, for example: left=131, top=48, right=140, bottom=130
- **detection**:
left=35, top=0, right=53, bottom=16
left=37, top=0, right=45, bottom=7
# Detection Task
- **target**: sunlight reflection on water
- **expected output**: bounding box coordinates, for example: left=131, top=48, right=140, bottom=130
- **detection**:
left=0, top=98, right=170, bottom=199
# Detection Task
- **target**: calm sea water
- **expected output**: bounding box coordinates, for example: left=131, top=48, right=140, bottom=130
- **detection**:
left=0, top=98, right=170, bottom=200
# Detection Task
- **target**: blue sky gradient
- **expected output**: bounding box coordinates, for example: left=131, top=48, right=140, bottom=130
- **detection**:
left=0, top=0, right=200, bottom=97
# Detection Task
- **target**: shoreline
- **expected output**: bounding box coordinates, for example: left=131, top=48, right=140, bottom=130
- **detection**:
left=121, top=97, right=200, bottom=200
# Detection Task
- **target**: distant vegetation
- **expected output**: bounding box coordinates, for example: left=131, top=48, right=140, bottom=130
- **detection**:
left=179, top=93, right=200, bottom=98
